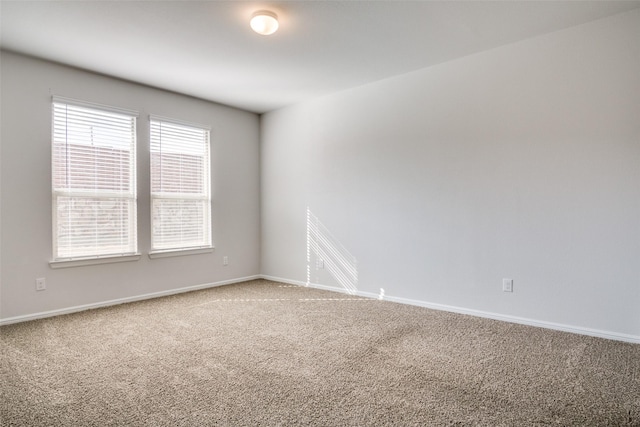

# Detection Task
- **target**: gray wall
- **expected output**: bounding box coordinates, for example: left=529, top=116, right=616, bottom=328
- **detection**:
left=0, top=52, right=261, bottom=320
left=261, top=10, right=640, bottom=339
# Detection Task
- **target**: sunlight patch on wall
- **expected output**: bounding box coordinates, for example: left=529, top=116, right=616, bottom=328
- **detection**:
left=306, top=208, right=358, bottom=294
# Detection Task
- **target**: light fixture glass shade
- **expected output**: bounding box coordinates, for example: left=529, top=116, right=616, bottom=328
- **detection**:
left=250, top=11, right=279, bottom=35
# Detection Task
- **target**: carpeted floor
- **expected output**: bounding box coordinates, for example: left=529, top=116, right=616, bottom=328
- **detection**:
left=1, top=279, right=639, bottom=426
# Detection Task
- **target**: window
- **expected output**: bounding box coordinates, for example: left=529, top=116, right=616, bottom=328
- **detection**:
left=52, top=97, right=138, bottom=261
left=150, top=117, right=212, bottom=253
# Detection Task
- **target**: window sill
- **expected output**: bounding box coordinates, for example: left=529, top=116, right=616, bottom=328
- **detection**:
left=50, top=253, right=142, bottom=269
left=148, top=247, right=214, bottom=259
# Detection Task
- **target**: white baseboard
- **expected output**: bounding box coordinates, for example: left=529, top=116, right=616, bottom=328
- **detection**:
left=3, top=273, right=638, bottom=344
left=260, top=275, right=363, bottom=294
left=0, top=275, right=261, bottom=326
left=260, top=275, right=640, bottom=344
left=261, top=275, right=381, bottom=299
left=383, top=294, right=640, bottom=344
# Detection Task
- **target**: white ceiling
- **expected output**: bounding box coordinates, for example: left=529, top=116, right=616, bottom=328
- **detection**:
left=2, top=1, right=639, bottom=113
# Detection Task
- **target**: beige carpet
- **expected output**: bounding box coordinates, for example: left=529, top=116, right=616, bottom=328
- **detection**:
left=1, top=279, right=639, bottom=426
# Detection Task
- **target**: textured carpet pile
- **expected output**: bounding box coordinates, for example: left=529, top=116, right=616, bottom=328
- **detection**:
left=1, top=279, right=639, bottom=426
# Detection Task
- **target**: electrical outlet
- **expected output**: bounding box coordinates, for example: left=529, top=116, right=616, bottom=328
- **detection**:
left=223, top=256, right=228, bottom=266
left=502, top=278, right=513, bottom=293
left=36, top=278, right=46, bottom=291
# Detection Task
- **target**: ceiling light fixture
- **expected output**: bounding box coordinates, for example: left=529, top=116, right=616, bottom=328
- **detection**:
left=250, top=10, right=279, bottom=36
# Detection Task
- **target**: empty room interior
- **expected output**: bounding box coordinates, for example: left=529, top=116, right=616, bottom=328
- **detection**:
left=1, top=1, right=639, bottom=425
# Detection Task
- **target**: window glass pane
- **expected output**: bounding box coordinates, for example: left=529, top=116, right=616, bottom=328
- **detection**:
left=56, top=197, right=136, bottom=258
left=152, top=198, right=209, bottom=250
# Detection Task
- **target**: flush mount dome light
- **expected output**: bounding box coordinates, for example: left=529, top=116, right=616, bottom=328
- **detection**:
left=250, top=10, right=279, bottom=35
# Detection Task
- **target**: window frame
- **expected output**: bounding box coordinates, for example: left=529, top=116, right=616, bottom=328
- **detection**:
left=148, top=115, right=213, bottom=257
left=50, top=96, right=140, bottom=267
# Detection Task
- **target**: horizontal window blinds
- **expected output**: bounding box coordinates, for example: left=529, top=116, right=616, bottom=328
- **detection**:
left=52, top=100, right=137, bottom=260
left=150, top=118, right=211, bottom=252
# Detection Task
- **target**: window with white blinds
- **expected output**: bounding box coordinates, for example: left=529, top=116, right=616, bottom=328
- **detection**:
left=52, top=98, right=137, bottom=260
left=150, top=117, right=211, bottom=252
